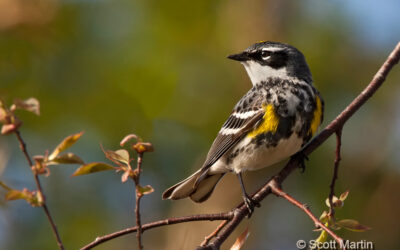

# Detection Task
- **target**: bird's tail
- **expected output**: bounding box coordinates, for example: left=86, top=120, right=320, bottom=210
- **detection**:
left=162, top=169, right=224, bottom=203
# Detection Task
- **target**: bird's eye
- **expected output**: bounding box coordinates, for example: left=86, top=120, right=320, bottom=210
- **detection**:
left=261, top=50, right=271, bottom=59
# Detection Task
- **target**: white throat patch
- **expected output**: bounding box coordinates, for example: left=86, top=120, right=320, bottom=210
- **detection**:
left=242, top=61, right=289, bottom=85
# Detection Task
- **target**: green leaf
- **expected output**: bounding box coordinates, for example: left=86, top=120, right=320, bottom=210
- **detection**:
left=315, top=226, right=329, bottom=243
left=49, top=131, right=84, bottom=160
left=48, top=153, right=84, bottom=165
left=5, top=190, right=27, bottom=201
left=336, top=219, right=371, bottom=232
left=72, top=162, right=115, bottom=176
left=110, top=149, right=130, bottom=165
left=230, top=227, right=250, bottom=250
left=319, top=210, right=329, bottom=223
left=0, top=106, right=7, bottom=123
left=137, top=185, right=154, bottom=195
left=11, top=97, right=40, bottom=115
left=5, top=189, right=43, bottom=206
left=339, top=190, right=349, bottom=201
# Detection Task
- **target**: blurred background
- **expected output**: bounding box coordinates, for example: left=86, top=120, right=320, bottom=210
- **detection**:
left=1, top=0, right=400, bottom=249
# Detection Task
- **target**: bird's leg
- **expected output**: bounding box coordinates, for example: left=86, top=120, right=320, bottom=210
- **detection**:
left=236, top=172, right=260, bottom=218
left=291, top=150, right=309, bottom=173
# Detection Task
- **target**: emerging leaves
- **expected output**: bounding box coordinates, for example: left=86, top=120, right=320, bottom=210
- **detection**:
left=27, top=132, right=86, bottom=176
left=119, top=133, right=154, bottom=154
left=316, top=190, right=370, bottom=244
left=336, top=219, right=371, bottom=232
left=49, top=131, right=84, bottom=161
left=0, top=182, right=43, bottom=207
left=120, top=134, right=140, bottom=147
left=48, top=153, right=84, bottom=165
left=79, top=134, right=155, bottom=183
left=325, top=190, right=349, bottom=209
left=72, top=162, right=115, bottom=176
left=0, top=98, right=40, bottom=135
left=10, top=98, right=40, bottom=116
left=137, top=185, right=154, bottom=197
left=103, top=148, right=130, bottom=167
left=339, top=190, right=349, bottom=201
left=230, top=227, right=250, bottom=250
left=133, top=142, right=154, bottom=154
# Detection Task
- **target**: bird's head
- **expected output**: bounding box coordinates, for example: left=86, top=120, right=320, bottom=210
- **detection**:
left=227, top=41, right=312, bottom=85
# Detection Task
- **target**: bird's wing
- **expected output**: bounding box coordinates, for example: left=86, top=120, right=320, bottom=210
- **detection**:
left=201, top=93, right=264, bottom=171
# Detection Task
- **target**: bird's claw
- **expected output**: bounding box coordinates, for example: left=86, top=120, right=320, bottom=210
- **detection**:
left=244, top=195, right=260, bottom=218
left=291, top=151, right=309, bottom=173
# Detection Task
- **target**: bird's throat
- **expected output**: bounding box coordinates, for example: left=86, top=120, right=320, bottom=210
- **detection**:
left=242, top=61, right=289, bottom=86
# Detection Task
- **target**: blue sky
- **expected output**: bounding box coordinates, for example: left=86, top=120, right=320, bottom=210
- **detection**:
left=305, top=0, right=400, bottom=50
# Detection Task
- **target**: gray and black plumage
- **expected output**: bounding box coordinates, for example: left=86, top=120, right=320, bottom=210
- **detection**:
left=162, top=41, right=324, bottom=215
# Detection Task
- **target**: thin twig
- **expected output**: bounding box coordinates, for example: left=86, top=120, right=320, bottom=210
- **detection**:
left=328, top=129, right=343, bottom=216
left=14, top=130, right=65, bottom=250
left=80, top=212, right=233, bottom=250
left=134, top=153, right=144, bottom=250
left=201, top=208, right=247, bottom=250
left=268, top=179, right=345, bottom=249
left=81, top=42, right=400, bottom=250
left=199, top=220, right=229, bottom=247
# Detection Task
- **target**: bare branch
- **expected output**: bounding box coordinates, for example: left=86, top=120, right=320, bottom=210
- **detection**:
left=14, top=130, right=65, bottom=250
left=328, top=129, right=343, bottom=216
left=199, top=220, right=229, bottom=247
left=134, top=153, right=144, bottom=250
left=268, top=179, right=345, bottom=249
left=80, top=212, right=233, bottom=250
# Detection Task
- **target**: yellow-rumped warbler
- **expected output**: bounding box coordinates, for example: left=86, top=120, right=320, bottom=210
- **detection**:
left=162, top=41, right=324, bottom=214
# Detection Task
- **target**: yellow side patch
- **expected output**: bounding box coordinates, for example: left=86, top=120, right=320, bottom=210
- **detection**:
left=310, top=96, right=322, bottom=136
left=247, top=104, right=279, bottom=138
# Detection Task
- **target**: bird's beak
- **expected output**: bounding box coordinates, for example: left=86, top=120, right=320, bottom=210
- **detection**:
left=227, top=52, right=250, bottom=62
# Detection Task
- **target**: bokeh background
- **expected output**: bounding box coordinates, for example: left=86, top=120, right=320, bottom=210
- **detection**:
left=1, top=0, right=400, bottom=249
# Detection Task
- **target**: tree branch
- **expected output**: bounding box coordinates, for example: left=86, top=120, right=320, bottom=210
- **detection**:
left=328, top=129, right=342, bottom=216
left=268, top=179, right=345, bottom=249
left=80, top=212, right=233, bottom=250
left=199, top=220, right=229, bottom=247
left=81, top=42, right=400, bottom=250
left=133, top=153, right=144, bottom=250
left=14, top=130, right=65, bottom=250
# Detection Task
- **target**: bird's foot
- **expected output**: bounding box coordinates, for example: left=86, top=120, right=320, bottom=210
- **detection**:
left=291, top=151, right=309, bottom=173
left=243, top=195, right=260, bottom=218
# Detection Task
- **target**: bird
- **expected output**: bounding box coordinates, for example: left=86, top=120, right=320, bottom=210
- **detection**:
left=162, top=41, right=324, bottom=215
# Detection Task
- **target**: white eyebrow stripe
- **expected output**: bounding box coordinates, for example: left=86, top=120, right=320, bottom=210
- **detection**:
left=232, top=110, right=257, bottom=119
left=263, top=47, right=283, bottom=52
